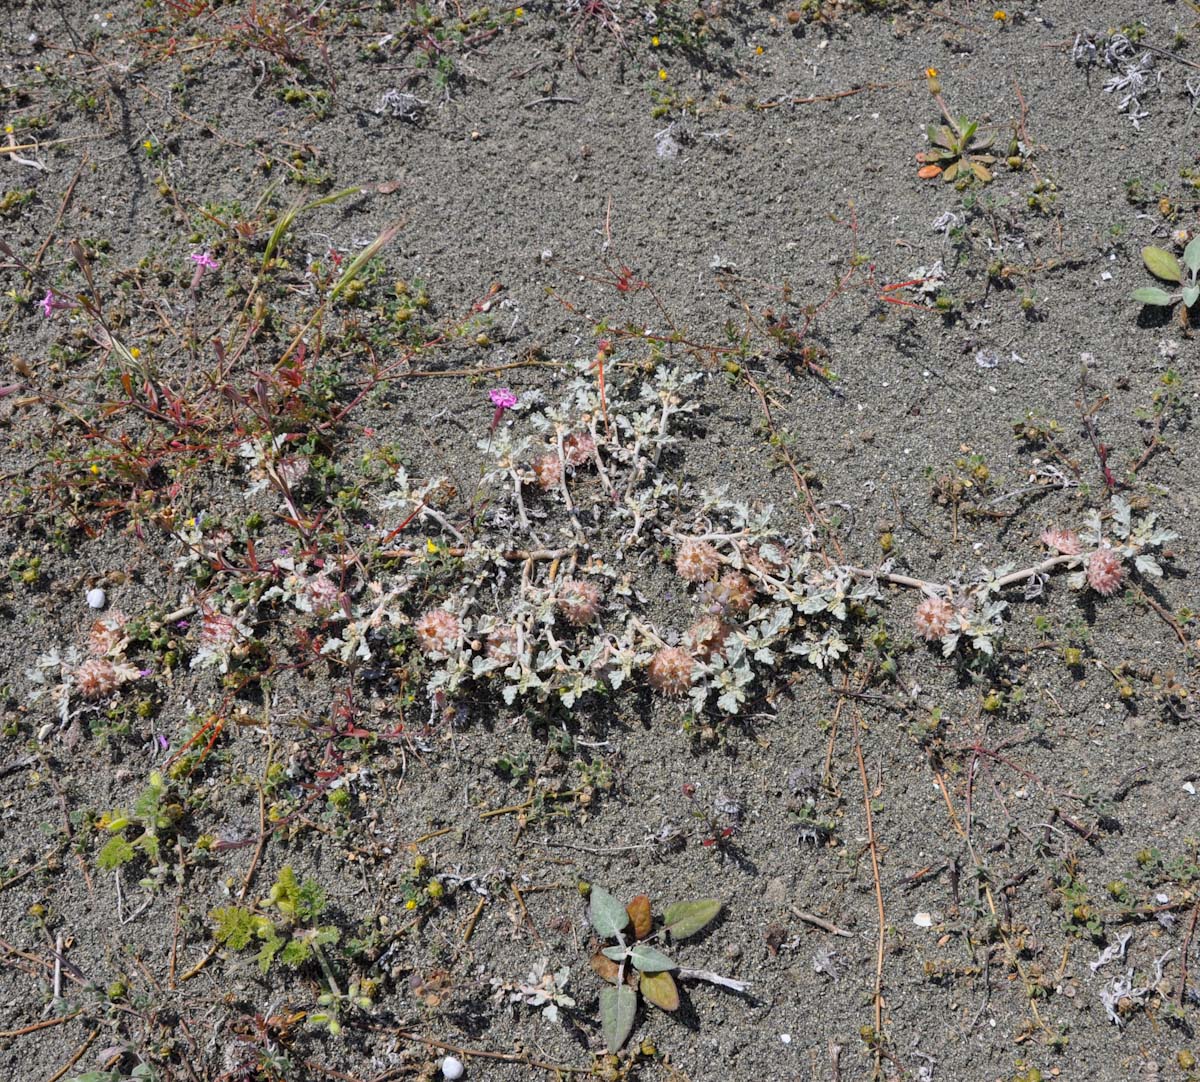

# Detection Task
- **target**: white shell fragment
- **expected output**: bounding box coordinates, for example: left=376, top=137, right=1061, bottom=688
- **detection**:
left=440, top=1057, right=464, bottom=1080
left=86, top=587, right=107, bottom=610
left=912, top=912, right=934, bottom=928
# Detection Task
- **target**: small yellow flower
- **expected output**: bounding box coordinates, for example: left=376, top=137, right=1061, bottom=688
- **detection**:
left=143, top=140, right=153, bottom=151
left=658, top=68, right=668, bottom=80
left=651, top=35, right=659, bottom=46
left=90, top=464, right=100, bottom=475
left=926, top=67, right=938, bottom=77
left=993, top=9, right=1007, bottom=21
left=129, top=346, right=141, bottom=359
left=3, top=124, right=12, bottom=134
left=514, top=5, right=524, bottom=14
left=405, top=898, right=418, bottom=910
left=755, top=44, right=764, bottom=55
left=426, top=538, right=438, bottom=554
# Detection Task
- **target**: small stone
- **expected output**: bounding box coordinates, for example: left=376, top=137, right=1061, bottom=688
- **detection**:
left=441, top=1056, right=464, bottom=1080
left=86, top=587, right=107, bottom=610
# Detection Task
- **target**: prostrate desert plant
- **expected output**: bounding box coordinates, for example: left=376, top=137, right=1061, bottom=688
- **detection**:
left=585, top=885, right=747, bottom=1053
left=904, top=494, right=1176, bottom=657
left=1132, top=236, right=1200, bottom=318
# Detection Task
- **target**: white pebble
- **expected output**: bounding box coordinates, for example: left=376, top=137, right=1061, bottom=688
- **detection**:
left=440, top=1057, right=464, bottom=1080
left=86, top=587, right=107, bottom=610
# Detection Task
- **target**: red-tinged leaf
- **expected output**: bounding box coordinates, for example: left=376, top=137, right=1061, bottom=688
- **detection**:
left=640, top=970, right=680, bottom=1012
left=590, top=951, right=621, bottom=985
left=627, top=894, right=653, bottom=940
left=917, top=165, right=943, bottom=180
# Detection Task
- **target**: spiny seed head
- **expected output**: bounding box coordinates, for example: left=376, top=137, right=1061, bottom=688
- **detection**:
left=1086, top=547, right=1123, bottom=597
left=485, top=625, right=519, bottom=663
left=687, top=616, right=731, bottom=660
left=648, top=647, right=694, bottom=697
left=88, top=610, right=128, bottom=656
left=1040, top=527, right=1082, bottom=555
left=740, top=541, right=789, bottom=578
left=414, top=608, right=462, bottom=656
left=702, top=570, right=756, bottom=615
left=914, top=596, right=955, bottom=642
left=675, top=539, right=720, bottom=583
left=75, top=658, right=121, bottom=699
left=557, top=579, right=601, bottom=626
left=531, top=453, right=563, bottom=490
left=563, top=431, right=597, bottom=467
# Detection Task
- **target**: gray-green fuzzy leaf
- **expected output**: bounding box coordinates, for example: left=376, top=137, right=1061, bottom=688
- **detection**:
left=629, top=944, right=677, bottom=973
left=1131, top=286, right=1176, bottom=306
left=588, top=886, right=630, bottom=937
left=600, top=985, right=638, bottom=1053
left=1185, top=235, right=1200, bottom=275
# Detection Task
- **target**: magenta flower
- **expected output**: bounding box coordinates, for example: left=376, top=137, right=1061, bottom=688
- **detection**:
left=488, top=386, right=518, bottom=432
left=189, top=251, right=220, bottom=272
left=489, top=387, right=517, bottom=410
left=40, top=289, right=70, bottom=318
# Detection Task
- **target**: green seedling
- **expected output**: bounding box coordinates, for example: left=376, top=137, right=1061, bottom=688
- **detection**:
left=210, top=865, right=341, bottom=975
left=1132, top=237, right=1200, bottom=316
left=916, top=73, right=995, bottom=184
left=586, top=885, right=745, bottom=1053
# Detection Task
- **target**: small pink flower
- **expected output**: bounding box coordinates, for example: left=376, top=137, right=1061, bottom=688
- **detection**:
left=189, top=251, right=220, bottom=272
left=488, top=387, right=517, bottom=432
left=1086, top=546, right=1123, bottom=597
left=40, top=289, right=70, bottom=318
left=489, top=387, right=518, bottom=410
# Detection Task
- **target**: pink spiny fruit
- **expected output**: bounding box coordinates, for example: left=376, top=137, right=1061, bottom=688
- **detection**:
left=702, top=571, right=756, bottom=615
left=687, top=616, right=731, bottom=660
left=531, top=453, right=563, bottom=490
left=1086, top=547, right=1124, bottom=597
left=88, top=610, right=129, bottom=656
left=740, top=541, right=790, bottom=579
left=647, top=647, right=694, bottom=698
left=557, top=579, right=601, bottom=626
left=414, top=608, right=462, bottom=656
left=675, top=539, right=720, bottom=583
left=563, top=431, right=597, bottom=467
left=1040, top=527, right=1082, bottom=555
left=304, top=574, right=341, bottom=617
left=485, top=625, right=519, bottom=663
left=914, top=596, right=955, bottom=642
left=74, top=658, right=122, bottom=699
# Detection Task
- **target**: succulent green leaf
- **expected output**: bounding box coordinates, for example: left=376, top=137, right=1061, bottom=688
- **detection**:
left=1184, top=235, right=1200, bottom=276
left=960, top=118, right=978, bottom=142
left=640, top=970, right=680, bottom=1012
left=588, top=886, right=630, bottom=937
left=1142, top=246, right=1182, bottom=283
left=941, top=159, right=960, bottom=182
left=1183, top=284, right=1200, bottom=308
left=600, top=985, right=638, bottom=1053
left=629, top=944, right=677, bottom=973
left=663, top=898, right=722, bottom=939
left=1131, top=287, right=1176, bottom=306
